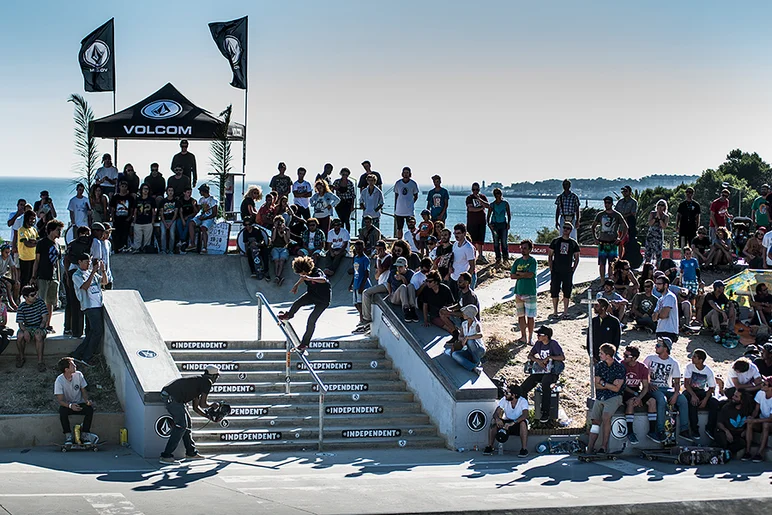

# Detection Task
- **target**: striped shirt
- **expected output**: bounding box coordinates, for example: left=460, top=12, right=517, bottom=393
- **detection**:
left=16, top=298, right=47, bottom=328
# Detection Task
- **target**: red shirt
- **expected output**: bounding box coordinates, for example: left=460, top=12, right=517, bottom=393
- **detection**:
left=710, top=198, right=729, bottom=228
left=624, top=361, right=649, bottom=390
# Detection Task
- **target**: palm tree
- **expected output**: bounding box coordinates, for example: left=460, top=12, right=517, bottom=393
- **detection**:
left=208, top=105, right=233, bottom=217
left=68, top=94, right=99, bottom=190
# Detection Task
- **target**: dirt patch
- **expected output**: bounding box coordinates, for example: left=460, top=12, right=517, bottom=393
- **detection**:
left=0, top=354, right=122, bottom=415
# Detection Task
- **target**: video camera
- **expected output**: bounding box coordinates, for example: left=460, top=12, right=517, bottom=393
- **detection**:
left=204, top=402, right=231, bottom=423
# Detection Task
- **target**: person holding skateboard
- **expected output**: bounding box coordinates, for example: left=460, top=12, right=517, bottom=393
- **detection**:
left=483, top=383, right=530, bottom=457
left=278, top=256, right=331, bottom=354
left=54, top=357, right=97, bottom=446
left=643, top=337, right=692, bottom=443
left=587, top=343, right=626, bottom=455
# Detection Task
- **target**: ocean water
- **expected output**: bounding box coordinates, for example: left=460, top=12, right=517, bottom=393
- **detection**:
left=0, top=176, right=603, bottom=242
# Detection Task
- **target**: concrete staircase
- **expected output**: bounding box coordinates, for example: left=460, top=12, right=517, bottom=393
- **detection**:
left=166, top=337, right=446, bottom=452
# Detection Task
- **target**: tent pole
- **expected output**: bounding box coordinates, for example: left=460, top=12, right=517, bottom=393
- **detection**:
left=112, top=90, right=118, bottom=164
left=242, top=86, right=247, bottom=201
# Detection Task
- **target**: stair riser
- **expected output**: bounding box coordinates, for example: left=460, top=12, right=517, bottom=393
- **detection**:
left=166, top=339, right=380, bottom=351
left=206, top=382, right=406, bottom=395
left=191, top=415, right=430, bottom=429
left=170, top=349, right=386, bottom=361
left=194, top=437, right=446, bottom=452
left=175, top=360, right=392, bottom=372
left=189, top=403, right=424, bottom=417
left=181, top=370, right=400, bottom=382
left=193, top=426, right=438, bottom=442
left=206, top=391, right=415, bottom=403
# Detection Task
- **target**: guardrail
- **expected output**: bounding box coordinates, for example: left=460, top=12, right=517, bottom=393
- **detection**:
left=256, top=292, right=328, bottom=451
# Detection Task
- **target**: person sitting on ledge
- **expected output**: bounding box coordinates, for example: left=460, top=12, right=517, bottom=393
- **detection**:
left=743, top=375, right=772, bottom=463
left=299, top=218, right=326, bottom=263
left=324, top=218, right=350, bottom=277
left=449, top=304, right=486, bottom=374
left=185, top=184, right=217, bottom=254
left=419, top=270, right=456, bottom=333
left=483, top=382, right=529, bottom=457
left=242, top=217, right=270, bottom=281
left=520, top=325, right=565, bottom=423
left=386, top=257, right=418, bottom=323
left=54, top=357, right=98, bottom=446
left=630, top=280, right=658, bottom=333
left=15, top=284, right=48, bottom=371
left=587, top=343, right=626, bottom=455
left=439, top=272, right=479, bottom=343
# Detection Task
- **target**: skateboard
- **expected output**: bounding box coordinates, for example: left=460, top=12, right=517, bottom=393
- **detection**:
left=577, top=449, right=624, bottom=463
left=681, top=324, right=701, bottom=336
left=641, top=445, right=729, bottom=465
left=58, top=441, right=105, bottom=453
left=536, top=437, right=586, bottom=455
left=662, top=405, right=678, bottom=447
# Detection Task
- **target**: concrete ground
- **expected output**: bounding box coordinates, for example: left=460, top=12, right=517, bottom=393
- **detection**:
left=0, top=446, right=769, bottom=515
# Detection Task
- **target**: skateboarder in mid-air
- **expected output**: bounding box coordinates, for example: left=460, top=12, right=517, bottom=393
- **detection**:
left=587, top=343, right=626, bottom=454
left=54, top=357, right=98, bottom=446
left=279, top=255, right=332, bottom=354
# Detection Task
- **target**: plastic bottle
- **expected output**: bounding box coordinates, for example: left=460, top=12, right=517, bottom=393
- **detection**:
left=497, top=443, right=504, bottom=455
left=74, top=424, right=82, bottom=445
left=120, top=428, right=128, bottom=446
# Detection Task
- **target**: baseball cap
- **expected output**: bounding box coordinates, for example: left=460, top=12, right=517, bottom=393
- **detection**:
left=712, top=280, right=725, bottom=289
left=603, top=195, right=614, bottom=202
left=744, top=344, right=760, bottom=357
left=375, top=240, right=386, bottom=248
left=204, top=365, right=220, bottom=376
left=198, top=184, right=210, bottom=192
left=91, top=222, right=105, bottom=232
left=536, top=326, right=553, bottom=338
left=395, top=257, right=408, bottom=267
left=461, top=305, right=478, bottom=319
left=658, top=337, right=673, bottom=351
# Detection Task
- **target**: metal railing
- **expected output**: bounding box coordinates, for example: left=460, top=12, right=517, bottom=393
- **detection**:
left=256, top=292, right=328, bottom=451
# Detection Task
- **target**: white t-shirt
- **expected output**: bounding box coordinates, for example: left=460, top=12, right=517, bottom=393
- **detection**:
left=450, top=240, right=476, bottom=281
left=72, top=268, right=103, bottom=310
left=7, top=212, right=24, bottom=232
left=306, top=230, right=320, bottom=251
left=197, top=196, right=218, bottom=217
left=763, top=231, right=772, bottom=266
left=683, top=363, right=716, bottom=392
left=754, top=390, right=772, bottom=419
left=95, top=166, right=119, bottom=184
left=292, top=180, right=313, bottom=209
left=393, top=179, right=420, bottom=217
left=644, top=354, right=681, bottom=390
left=727, top=362, right=761, bottom=388
left=655, top=290, right=679, bottom=334
left=327, top=228, right=350, bottom=250
left=404, top=228, right=419, bottom=252
left=67, top=196, right=91, bottom=228
left=497, top=396, right=529, bottom=421
left=410, top=270, right=427, bottom=290
left=54, top=371, right=88, bottom=404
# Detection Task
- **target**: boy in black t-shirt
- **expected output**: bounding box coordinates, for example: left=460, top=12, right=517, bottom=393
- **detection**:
left=690, top=227, right=711, bottom=266
left=175, top=188, right=198, bottom=249
left=33, top=220, right=64, bottom=333
left=109, top=181, right=136, bottom=252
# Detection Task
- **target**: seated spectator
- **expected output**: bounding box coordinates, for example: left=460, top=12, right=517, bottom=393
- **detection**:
left=439, top=272, right=479, bottom=342
left=15, top=285, right=48, bottom=371
left=611, top=258, right=638, bottom=301
left=324, top=218, right=350, bottom=277
left=185, top=184, right=217, bottom=253
left=743, top=228, right=766, bottom=269
left=417, top=210, right=434, bottom=257
left=521, top=326, right=564, bottom=423
left=410, top=257, right=433, bottom=299
left=706, top=226, right=733, bottom=268
left=725, top=357, right=762, bottom=399
left=357, top=241, right=395, bottom=334
left=690, top=226, right=711, bottom=266
left=175, top=187, right=197, bottom=249
left=255, top=192, right=275, bottom=227
left=597, top=279, right=628, bottom=323
left=0, top=294, right=10, bottom=355
left=159, top=186, right=178, bottom=254
left=483, top=383, right=529, bottom=457
left=587, top=343, right=626, bottom=454
left=703, top=280, right=736, bottom=336
left=270, top=216, right=291, bottom=286
left=643, top=337, right=691, bottom=442
left=450, top=305, right=486, bottom=373
left=630, top=280, right=657, bottom=333
left=426, top=235, right=438, bottom=261
left=240, top=185, right=262, bottom=221
left=743, top=376, right=772, bottom=462
left=681, top=348, right=720, bottom=441
left=358, top=215, right=381, bottom=256
left=419, top=270, right=455, bottom=332
left=403, top=216, right=420, bottom=254
left=351, top=241, right=371, bottom=328
left=0, top=243, right=19, bottom=311
left=755, top=343, right=772, bottom=377
left=587, top=298, right=620, bottom=362
left=386, top=257, right=418, bottom=322
left=242, top=217, right=270, bottom=281
left=716, top=389, right=752, bottom=458
left=54, top=357, right=98, bottom=446
left=658, top=256, right=678, bottom=284
left=300, top=218, right=326, bottom=261
left=622, top=345, right=657, bottom=445
left=751, top=283, right=772, bottom=327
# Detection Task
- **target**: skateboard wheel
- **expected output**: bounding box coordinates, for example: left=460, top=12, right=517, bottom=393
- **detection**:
left=611, top=457, right=617, bottom=461
left=674, top=460, right=679, bottom=464
left=92, top=447, right=99, bottom=452
left=61, top=448, right=67, bottom=453
left=647, top=456, right=654, bottom=461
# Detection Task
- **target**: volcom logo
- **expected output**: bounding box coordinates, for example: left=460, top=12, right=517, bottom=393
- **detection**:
left=224, top=36, right=241, bottom=66
left=466, top=409, right=487, bottom=432
left=141, top=100, right=182, bottom=120
left=155, top=415, right=174, bottom=438
left=82, top=40, right=110, bottom=68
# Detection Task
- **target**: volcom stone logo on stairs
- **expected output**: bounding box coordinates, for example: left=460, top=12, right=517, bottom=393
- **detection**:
left=297, top=362, right=353, bottom=371
left=211, top=384, right=256, bottom=393
left=313, top=383, right=368, bottom=392
left=342, top=429, right=402, bottom=438
left=220, top=432, right=282, bottom=441
left=170, top=341, right=228, bottom=349
left=325, top=406, right=383, bottom=415
left=181, top=363, right=239, bottom=371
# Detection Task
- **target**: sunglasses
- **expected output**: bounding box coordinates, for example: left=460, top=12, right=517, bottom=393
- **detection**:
left=563, top=227, right=572, bottom=231
left=27, top=292, right=37, bottom=298
left=623, top=354, right=633, bottom=358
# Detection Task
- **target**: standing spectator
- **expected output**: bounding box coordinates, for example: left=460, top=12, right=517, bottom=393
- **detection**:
left=630, top=280, right=658, bottom=333
left=242, top=217, right=270, bottom=280
left=417, top=210, right=434, bottom=258
left=744, top=376, right=772, bottom=462
left=89, top=185, right=108, bottom=224
left=751, top=184, right=769, bottom=230
left=548, top=222, right=580, bottom=319
left=402, top=217, right=421, bottom=264
left=310, top=180, right=340, bottom=234
left=17, top=211, right=39, bottom=287
left=434, top=228, right=454, bottom=282
left=743, top=228, right=766, bottom=269
left=621, top=345, right=657, bottom=445
left=644, top=200, right=669, bottom=267
left=32, top=219, right=63, bottom=333
left=675, top=187, right=701, bottom=248
left=358, top=160, right=382, bottom=189
left=109, top=181, right=136, bottom=253
left=653, top=274, right=680, bottom=342
left=466, top=182, right=489, bottom=264
left=315, top=163, right=334, bottom=189
left=681, top=348, right=720, bottom=441
left=418, top=270, right=456, bottom=332
left=270, top=162, right=293, bottom=200
left=94, top=153, right=118, bottom=198
left=175, top=188, right=197, bottom=249
left=352, top=240, right=371, bottom=327
left=554, top=179, right=580, bottom=240
left=278, top=256, right=332, bottom=353
left=591, top=196, right=628, bottom=280
left=587, top=343, right=626, bottom=455
left=487, top=188, right=511, bottom=267
left=359, top=174, right=384, bottom=228
left=643, top=337, right=691, bottom=442
left=63, top=226, right=91, bottom=337
left=299, top=218, right=326, bottom=261
left=256, top=192, right=276, bottom=227
left=118, top=164, right=140, bottom=196
left=702, top=280, right=736, bottom=337
left=171, top=140, right=197, bottom=187
left=240, top=186, right=261, bottom=222
left=450, top=223, right=476, bottom=296
left=0, top=244, right=19, bottom=311
left=587, top=298, right=621, bottom=362
left=71, top=254, right=108, bottom=365
left=358, top=215, right=381, bottom=256
left=15, top=285, right=49, bottom=371
left=426, top=175, right=450, bottom=223
left=292, top=167, right=313, bottom=219
left=511, top=239, right=537, bottom=344
left=324, top=218, right=350, bottom=277
left=270, top=216, right=290, bottom=285
left=332, top=168, right=357, bottom=233
left=144, top=162, right=166, bottom=200
left=709, top=189, right=730, bottom=243
left=451, top=305, right=486, bottom=373
left=521, top=326, right=565, bottom=423
left=67, top=183, right=91, bottom=230
left=33, top=190, right=57, bottom=234
left=159, top=187, right=178, bottom=254
left=167, top=166, right=192, bottom=200
left=691, top=226, right=712, bottom=266
left=616, top=185, right=638, bottom=241
left=716, top=390, right=751, bottom=458
left=132, top=184, right=156, bottom=252
left=98, top=223, right=114, bottom=289
left=185, top=184, right=218, bottom=254
left=679, top=247, right=701, bottom=301
left=7, top=198, right=28, bottom=270
left=393, top=167, right=420, bottom=239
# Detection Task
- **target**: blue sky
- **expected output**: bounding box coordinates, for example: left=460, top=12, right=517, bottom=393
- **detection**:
left=2, top=1, right=772, bottom=187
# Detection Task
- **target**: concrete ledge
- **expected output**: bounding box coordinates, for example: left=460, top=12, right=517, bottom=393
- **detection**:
left=0, top=413, right=124, bottom=448
left=4, top=336, right=81, bottom=356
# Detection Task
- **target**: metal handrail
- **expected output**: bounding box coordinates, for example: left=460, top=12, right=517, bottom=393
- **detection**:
left=256, top=292, right=327, bottom=450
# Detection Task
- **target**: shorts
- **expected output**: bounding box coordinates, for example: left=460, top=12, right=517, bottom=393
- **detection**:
left=622, top=389, right=652, bottom=405
left=515, top=294, right=537, bottom=318
left=18, top=326, right=46, bottom=337
left=271, top=247, right=289, bottom=261
left=597, top=242, right=618, bottom=265
left=682, top=279, right=699, bottom=297
left=496, top=419, right=528, bottom=435
left=352, top=290, right=363, bottom=304
left=37, top=279, right=59, bottom=306
left=589, top=395, right=623, bottom=420
left=549, top=268, right=574, bottom=298
left=467, top=223, right=486, bottom=245
left=395, top=215, right=408, bottom=231
left=192, top=216, right=215, bottom=230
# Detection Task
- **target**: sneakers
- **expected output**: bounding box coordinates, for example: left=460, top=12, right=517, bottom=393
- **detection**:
left=483, top=446, right=494, bottom=456
left=185, top=453, right=206, bottom=461
left=37, top=361, right=47, bottom=372
left=184, top=245, right=196, bottom=252
left=82, top=432, right=99, bottom=444
left=741, top=452, right=751, bottom=462
left=627, top=433, right=639, bottom=445
left=404, top=307, right=419, bottom=323
left=705, top=428, right=716, bottom=441
left=353, top=322, right=370, bottom=334
left=646, top=431, right=662, bottom=443
left=752, top=454, right=763, bottom=463
left=518, top=448, right=529, bottom=458
left=159, top=456, right=181, bottom=465
left=539, top=415, right=550, bottom=423
left=277, top=311, right=291, bottom=321
left=64, top=433, right=73, bottom=445
left=679, top=430, right=694, bottom=442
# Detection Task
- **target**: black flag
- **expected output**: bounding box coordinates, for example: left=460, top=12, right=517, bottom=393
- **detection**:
left=209, top=16, right=248, bottom=90
left=79, top=18, right=115, bottom=92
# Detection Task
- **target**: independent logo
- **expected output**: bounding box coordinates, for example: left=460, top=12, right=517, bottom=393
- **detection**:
left=141, top=100, right=182, bottom=120
left=224, top=36, right=241, bottom=66
left=82, top=40, right=110, bottom=68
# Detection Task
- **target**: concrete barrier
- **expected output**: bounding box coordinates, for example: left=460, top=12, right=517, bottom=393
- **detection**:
left=0, top=413, right=124, bottom=448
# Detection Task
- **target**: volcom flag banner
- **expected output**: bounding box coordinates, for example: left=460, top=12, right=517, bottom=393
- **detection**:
left=79, top=18, right=115, bottom=92
left=208, top=16, right=248, bottom=89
